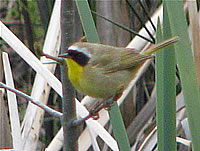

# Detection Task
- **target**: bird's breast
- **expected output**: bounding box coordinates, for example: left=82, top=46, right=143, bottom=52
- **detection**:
left=66, top=59, right=83, bottom=91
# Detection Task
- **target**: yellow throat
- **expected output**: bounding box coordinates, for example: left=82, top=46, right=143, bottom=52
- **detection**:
left=66, top=58, right=83, bottom=90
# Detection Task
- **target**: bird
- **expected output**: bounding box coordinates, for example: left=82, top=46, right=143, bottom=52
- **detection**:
left=58, top=37, right=178, bottom=102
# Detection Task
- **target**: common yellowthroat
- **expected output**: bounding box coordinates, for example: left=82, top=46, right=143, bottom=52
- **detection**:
left=58, top=37, right=178, bottom=100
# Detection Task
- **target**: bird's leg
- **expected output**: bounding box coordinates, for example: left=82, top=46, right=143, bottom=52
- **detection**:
left=72, top=98, right=117, bottom=126
left=90, top=88, right=124, bottom=113
left=86, top=97, right=116, bottom=120
left=104, top=89, right=123, bottom=110
left=90, top=91, right=123, bottom=114
left=88, top=102, right=106, bottom=120
left=103, top=97, right=115, bottom=110
left=71, top=104, right=104, bottom=126
left=113, top=86, right=124, bottom=101
left=72, top=91, right=124, bottom=125
left=72, top=101, right=108, bottom=126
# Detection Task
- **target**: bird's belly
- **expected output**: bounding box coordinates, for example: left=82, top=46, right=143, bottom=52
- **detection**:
left=79, top=69, right=134, bottom=99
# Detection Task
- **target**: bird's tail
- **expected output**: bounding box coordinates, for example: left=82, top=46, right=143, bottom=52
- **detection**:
left=141, top=36, right=179, bottom=56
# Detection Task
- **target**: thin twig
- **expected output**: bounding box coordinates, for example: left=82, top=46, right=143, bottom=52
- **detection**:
left=0, top=82, right=95, bottom=127
left=72, top=116, right=90, bottom=126
left=138, top=0, right=156, bottom=31
left=0, top=82, right=63, bottom=118
left=92, top=10, right=154, bottom=43
left=126, top=0, right=155, bottom=43
left=42, top=53, right=64, bottom=63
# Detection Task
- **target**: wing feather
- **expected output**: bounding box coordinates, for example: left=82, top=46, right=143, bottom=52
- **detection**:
left=103, top=49, right=153, bottom=73
left=88, top=48, right=153, bottom=74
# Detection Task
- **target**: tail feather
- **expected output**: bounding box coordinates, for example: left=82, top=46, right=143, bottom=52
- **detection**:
left=141, top=36, right=179, bottom=56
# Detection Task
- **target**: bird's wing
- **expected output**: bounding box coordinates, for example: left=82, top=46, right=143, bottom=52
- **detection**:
left=102, top=49, right=153, bottom=73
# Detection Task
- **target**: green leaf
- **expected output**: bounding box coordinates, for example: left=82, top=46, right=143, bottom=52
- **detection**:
left=75, top=0, right=130, bottom=150
left=155, top=18, right=164, bottom=151
left=75, top=0, right=99, bottom=42
left=165, top=1, right=200, bottom=150
left=109, top=102, right=131, bottom=151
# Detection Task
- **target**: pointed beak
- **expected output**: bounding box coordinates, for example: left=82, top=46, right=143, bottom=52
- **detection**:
left=58, top=53, right=70, bottom=58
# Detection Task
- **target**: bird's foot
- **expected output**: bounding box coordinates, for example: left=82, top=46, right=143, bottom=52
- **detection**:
left=104, top=98, right=114, bottom=110
left=72, top=96, right=122, bottom=126
left=89, top=110, right=100, bottom=120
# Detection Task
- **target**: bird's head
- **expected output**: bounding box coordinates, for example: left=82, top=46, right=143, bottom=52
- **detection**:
left=59, top=42, right=92, bottom=66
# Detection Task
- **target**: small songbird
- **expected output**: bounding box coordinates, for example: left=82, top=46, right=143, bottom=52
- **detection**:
left=58, top=37, right=178, bottom=100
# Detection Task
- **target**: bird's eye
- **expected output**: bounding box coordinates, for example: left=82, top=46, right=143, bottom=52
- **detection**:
left=67, top=50, right=90, bottom=66
left=76, top=53, right=82, bottom=58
